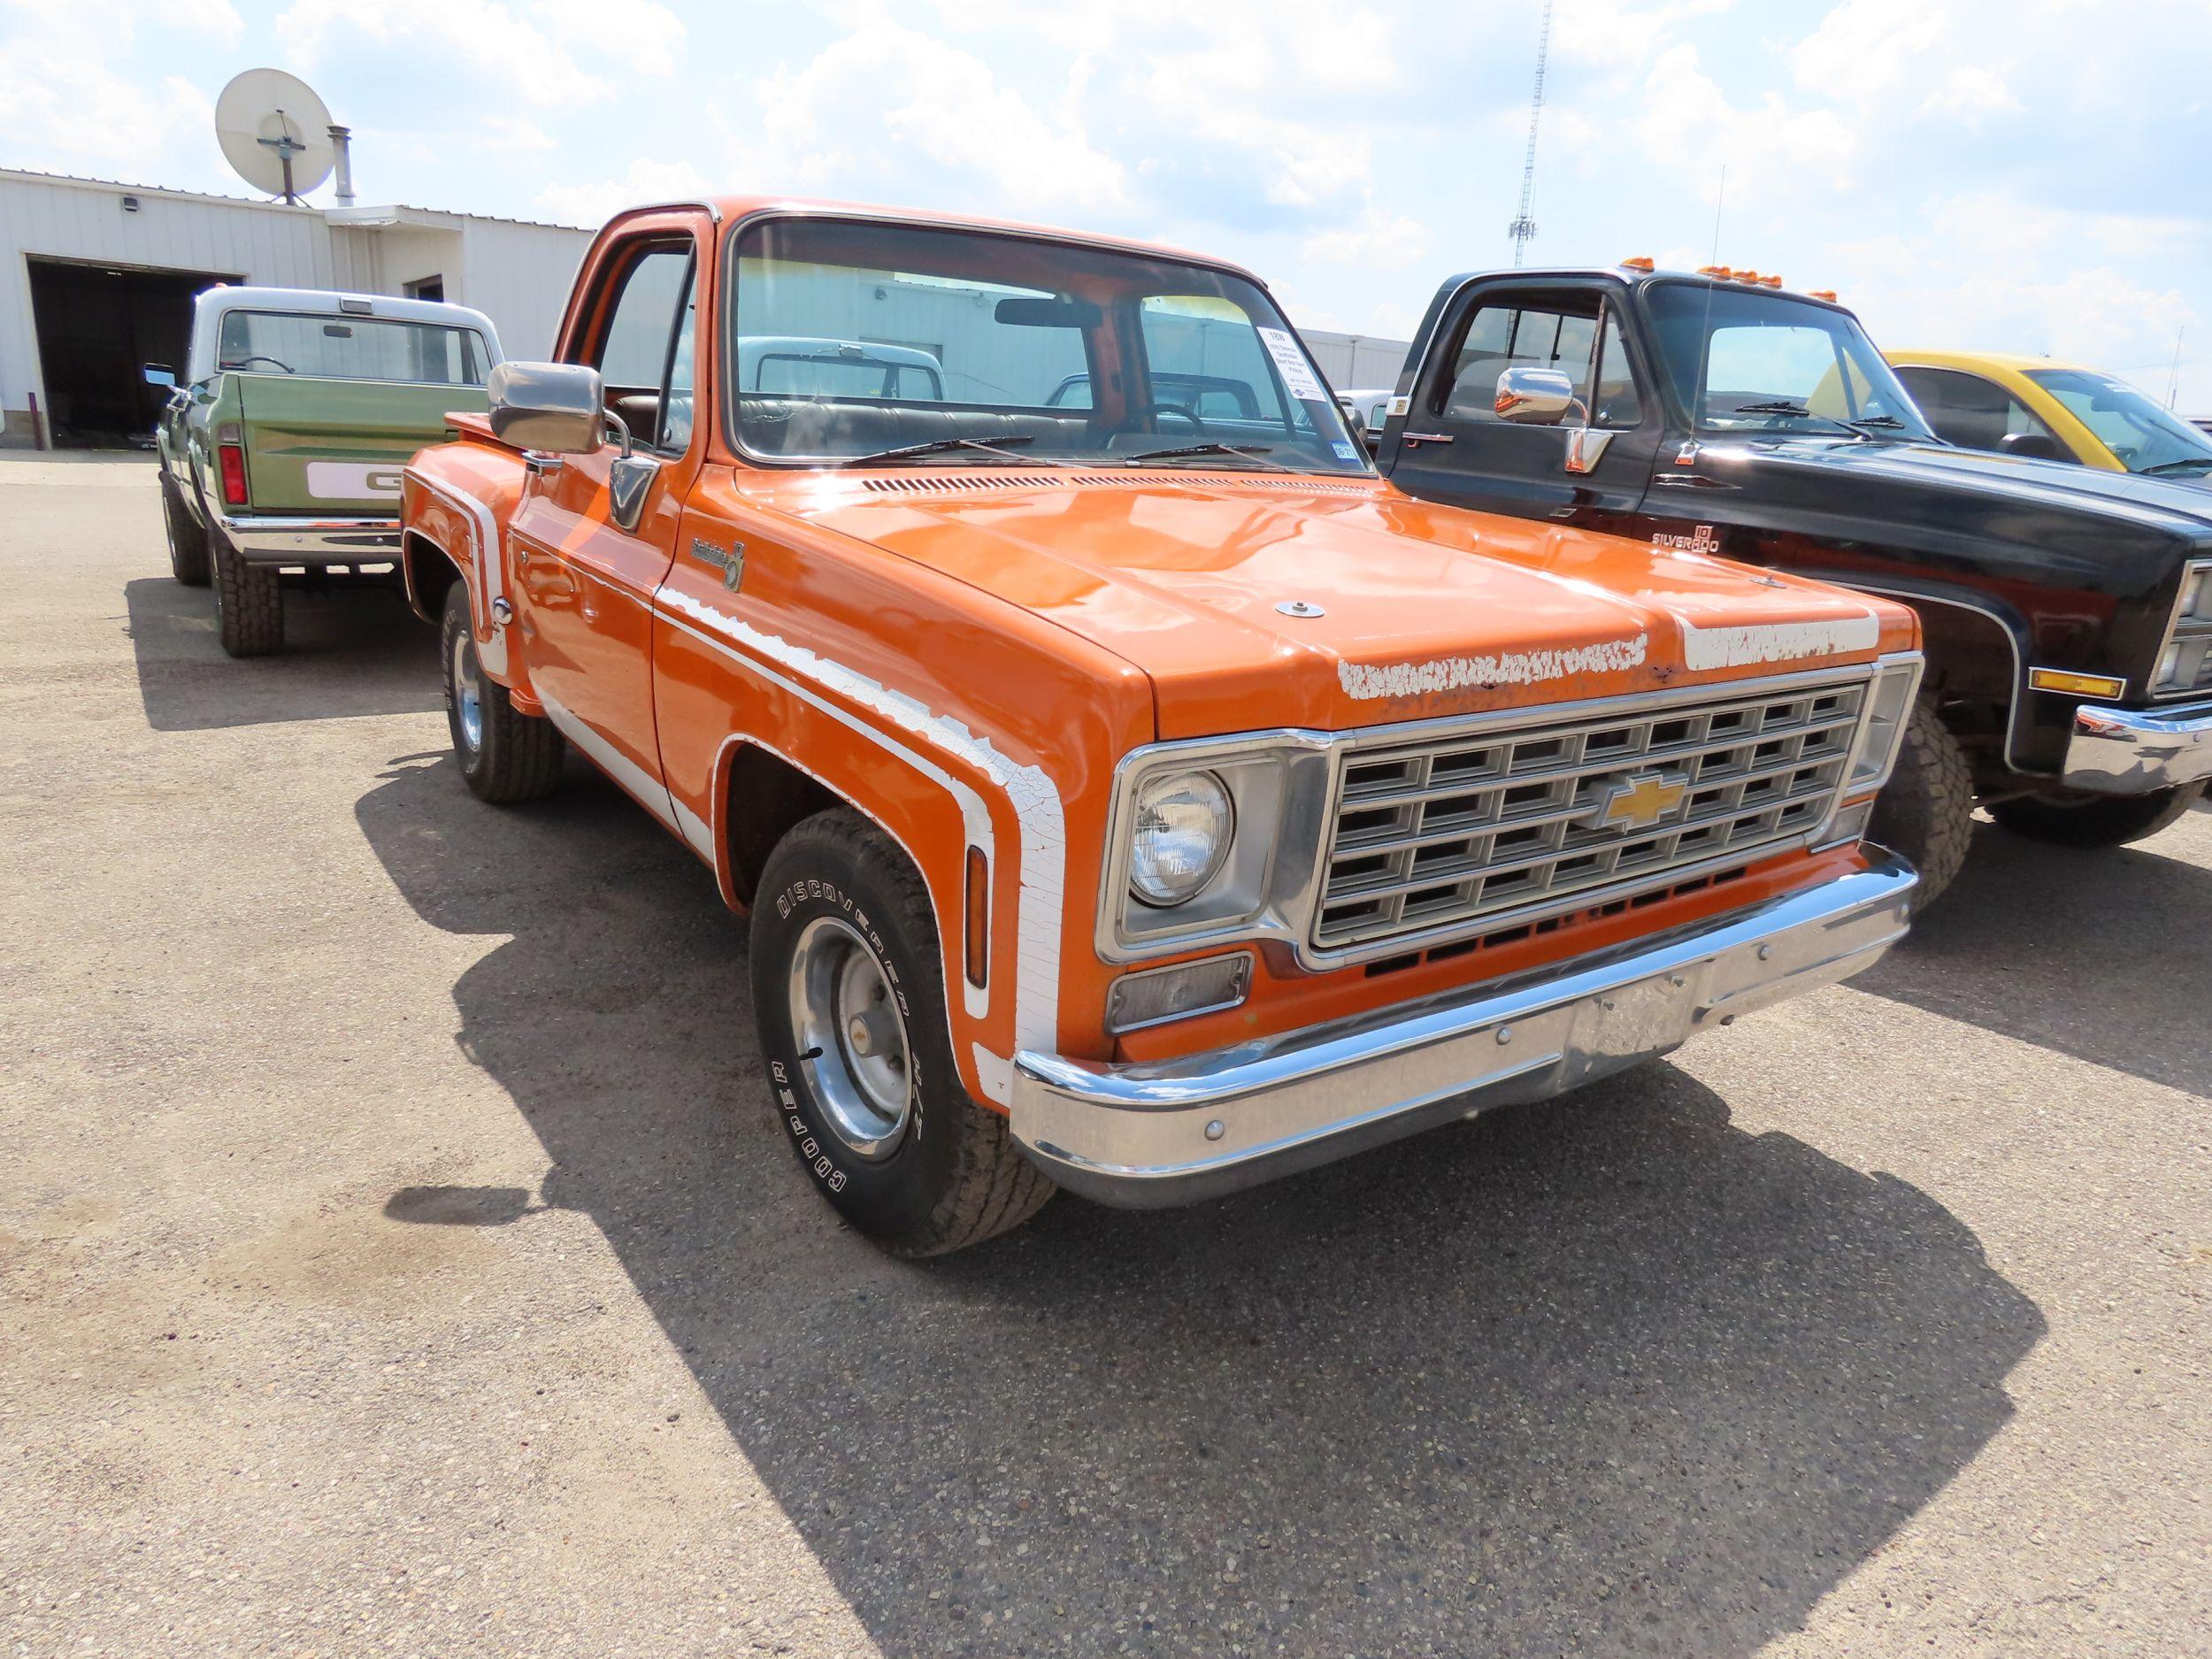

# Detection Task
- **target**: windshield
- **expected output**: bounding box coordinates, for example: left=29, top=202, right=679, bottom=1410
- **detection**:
left=1643, top=282, right=1932, bottom=440
left=215, top=311, right=489, bottom=385
left=726, top=217, right=1369, bottom=472
left=2027, top=369, right=2212, bottom=475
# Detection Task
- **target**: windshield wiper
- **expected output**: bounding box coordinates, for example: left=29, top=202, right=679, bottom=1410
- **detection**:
left=1841, top=414, right=1909, bottom=432
left=2141, top=457, right=2212, bottom=476
left=1724, top=399, right=1863, bottom=437
left=835, top=434, right=1039, bottom=467
left=1120, top=442, right=1299, bottom=472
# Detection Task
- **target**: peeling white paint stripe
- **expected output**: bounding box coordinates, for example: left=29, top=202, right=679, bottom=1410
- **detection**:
left=406, top=472, right=508, bottom=675
left=656, top=588, right=1066, bottom=1071
left=1680, top=615, right=1882, bottom=671
left=1338, top=634, right=1648, bottom=700
left=537, top=685, right=681, bottom=833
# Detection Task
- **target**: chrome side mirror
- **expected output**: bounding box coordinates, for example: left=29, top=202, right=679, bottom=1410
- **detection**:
left=1494, top=365, right=1577, bottom=426
left=488, top=361, right=606, bottom=454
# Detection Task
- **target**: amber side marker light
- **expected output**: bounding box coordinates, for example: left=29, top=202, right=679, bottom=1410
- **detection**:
left=964, top=845, right=989, bottom=990
left=2029, top=668, right=2127, bottom=700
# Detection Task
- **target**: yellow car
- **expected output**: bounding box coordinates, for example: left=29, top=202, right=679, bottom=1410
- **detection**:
left=1886, top=349, right=2212, bottom=482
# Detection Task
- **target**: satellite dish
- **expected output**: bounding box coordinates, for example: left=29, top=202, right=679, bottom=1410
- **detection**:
left=215, top=68, right=334, bottom=203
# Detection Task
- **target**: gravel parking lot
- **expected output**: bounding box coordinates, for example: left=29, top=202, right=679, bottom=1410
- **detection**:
left=4, top=456, right=2207, bottom=1658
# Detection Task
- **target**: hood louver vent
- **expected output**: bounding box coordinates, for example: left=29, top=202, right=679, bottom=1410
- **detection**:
left=856, top=472, right=1378, bottom=498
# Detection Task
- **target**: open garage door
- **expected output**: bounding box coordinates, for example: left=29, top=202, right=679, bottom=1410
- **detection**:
left=27, top=257, right=237, bottom=449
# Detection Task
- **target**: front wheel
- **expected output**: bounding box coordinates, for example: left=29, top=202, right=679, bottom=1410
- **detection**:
left=441, top=582, right=564, bottom=803
left=750, top=809, right=1054, bottom=1256
left=1988, top=781, right=2205, bottom=848
left=161, top=474, right=210, bottom=586
left=1866, top=700, right=1974, bottom=904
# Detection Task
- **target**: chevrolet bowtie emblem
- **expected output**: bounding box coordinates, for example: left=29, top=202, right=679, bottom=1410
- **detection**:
left=1594, top=770, right=1690, bottom=832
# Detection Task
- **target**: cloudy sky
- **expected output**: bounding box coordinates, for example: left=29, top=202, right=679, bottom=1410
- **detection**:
left=4, top=0, right=2209, bottom=405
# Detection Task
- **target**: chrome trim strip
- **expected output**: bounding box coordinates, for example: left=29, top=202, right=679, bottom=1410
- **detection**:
left=2062, top=696, right=2212, bottom=794
left=1831, top=580, right=2036, bottom=771
left=1017, top=856, right=1917, bottom=1208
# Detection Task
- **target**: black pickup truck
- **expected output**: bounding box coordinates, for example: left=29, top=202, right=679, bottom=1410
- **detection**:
left=1370, top=263, right=2212, bottom=899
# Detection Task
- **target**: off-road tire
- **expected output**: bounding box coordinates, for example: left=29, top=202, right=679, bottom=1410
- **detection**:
left=442, top=583, right=564, bottom=803
left=211, top=534, right=282, bottom=657
left=751, top=809, right=1055, bottom=1256
left=161, top=474, right=210, bottom=586
left=1988, top=780, right=2205, bottom=848
left=1867, top=700, right=1974, bottom=905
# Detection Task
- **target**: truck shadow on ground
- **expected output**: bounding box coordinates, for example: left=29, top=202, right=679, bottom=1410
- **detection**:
left=357, top=753, right=2043, bottom=1659
left=1854, top=818, right=2212, bottom=1097
left=123, top=575, right=440, bottom=733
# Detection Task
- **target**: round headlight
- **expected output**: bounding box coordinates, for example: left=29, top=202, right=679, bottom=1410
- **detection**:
left=1129, top=771, right=1233, bottom=907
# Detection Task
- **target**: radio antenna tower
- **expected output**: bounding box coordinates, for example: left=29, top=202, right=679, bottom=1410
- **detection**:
left=1508, top=0, right=1555, bottom=266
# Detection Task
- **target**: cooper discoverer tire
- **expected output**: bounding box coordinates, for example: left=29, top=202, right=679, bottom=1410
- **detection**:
left=1867, top=700, right=1974, bottom=905
left=211, top=534, right=282, bottom=657
left=1988, top=780, right=2204, bottom=848
left=161, top=474, right=211, bottom=586
left=751, top=809, right=1054, bottom=1256
left=442, top=582, right=564, bottom=803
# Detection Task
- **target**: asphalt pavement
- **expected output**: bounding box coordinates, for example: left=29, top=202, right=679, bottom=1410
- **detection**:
left=3, top=456, right=2206, bottom=1657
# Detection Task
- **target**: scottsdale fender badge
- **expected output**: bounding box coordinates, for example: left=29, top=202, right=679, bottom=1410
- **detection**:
left=689, top=537, right=746, bottom=592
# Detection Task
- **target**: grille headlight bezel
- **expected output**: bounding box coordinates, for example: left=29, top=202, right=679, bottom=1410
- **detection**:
left=2151, top=558, right=2212, bottom=698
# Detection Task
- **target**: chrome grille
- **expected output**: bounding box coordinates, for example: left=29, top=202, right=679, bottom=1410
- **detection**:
left=2154, top=560, right=2212, bottom=697
left=1313, top=678, right=1870, bottom=950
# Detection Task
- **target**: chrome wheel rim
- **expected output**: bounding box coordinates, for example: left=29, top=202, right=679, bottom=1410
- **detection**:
left=787, top=915, right=912, bottom=1160
left=449, top=627, right=484, bottom=752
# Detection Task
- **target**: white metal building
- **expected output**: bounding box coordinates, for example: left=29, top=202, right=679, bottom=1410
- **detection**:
left=0, top=169, right=589, bottom=448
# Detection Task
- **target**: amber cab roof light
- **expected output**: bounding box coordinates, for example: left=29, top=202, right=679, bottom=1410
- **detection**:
left=1620, top=255, right=1655, bottom=271
left=1809, top=288, right=1839, bottom=302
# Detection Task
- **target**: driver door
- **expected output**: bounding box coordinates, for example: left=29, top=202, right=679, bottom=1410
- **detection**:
left=511, top=236, right=698, bottom=804
left=1387, top=279, right=1660, bottom=536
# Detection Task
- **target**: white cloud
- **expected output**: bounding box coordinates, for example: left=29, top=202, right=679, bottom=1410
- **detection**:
left=0, top=4, right=219, bottom=182
left=1301, top=207, right=1430, bottom=269
left=724, top=16, right=1127, bottom=215
left=275, top=0, right=673, bottom=106
left=535, top=157, right=711, bottom=228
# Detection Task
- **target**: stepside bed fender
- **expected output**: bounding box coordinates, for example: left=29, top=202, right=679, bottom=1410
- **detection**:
left=401, top=428, right=531, bottom=694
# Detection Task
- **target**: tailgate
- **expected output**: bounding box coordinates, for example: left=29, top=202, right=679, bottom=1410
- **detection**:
left=237, top=376, right=487, bottom=514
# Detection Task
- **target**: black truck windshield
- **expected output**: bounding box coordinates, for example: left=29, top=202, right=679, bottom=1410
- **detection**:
left=1644, top=282, right=1933, bottom=441
left=726, top=217, right=1370, bottom=472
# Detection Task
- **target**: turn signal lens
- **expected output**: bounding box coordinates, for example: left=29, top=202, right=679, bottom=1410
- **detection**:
left=963, top=845, right=988, bottom=989
left=2028, top=668, right=2126, bottom=700
left=1105, top=954, right=1253, bottom=1034
left=218, top=441, right=249, bottom=507
left=1129, top=771, right=1233, bottom=907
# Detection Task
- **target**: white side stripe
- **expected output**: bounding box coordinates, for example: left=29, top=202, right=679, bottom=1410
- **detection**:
left=655, top=588, right=1065, bottom=1063
left=1679, top=613, right=1882, bottom=671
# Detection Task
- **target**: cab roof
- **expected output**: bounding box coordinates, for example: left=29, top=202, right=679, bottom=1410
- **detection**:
left=1886, top=348, right=2090, bottom=375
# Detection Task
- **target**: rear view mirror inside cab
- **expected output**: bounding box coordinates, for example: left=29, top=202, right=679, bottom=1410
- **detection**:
left=994, top=296, right=1103, bottom=329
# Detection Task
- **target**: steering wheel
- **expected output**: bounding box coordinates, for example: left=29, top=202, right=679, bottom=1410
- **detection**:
left=225, top=355, right=294, bottom=373
left=1108, top=401, right=1205, bottom=438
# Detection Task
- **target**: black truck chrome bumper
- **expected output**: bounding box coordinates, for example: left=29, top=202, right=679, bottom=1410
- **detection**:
left=2062, top=698, right=2212, bottom=795
left=1011, top=857, right=1916, bottom=1208
left=217, top=513, right=401, bottom=563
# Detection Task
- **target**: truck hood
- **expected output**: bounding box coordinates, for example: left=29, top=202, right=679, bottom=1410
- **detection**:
left=757, top=470, right=1910, bottom=737
left=1701, top=435, right=2212, bottom=538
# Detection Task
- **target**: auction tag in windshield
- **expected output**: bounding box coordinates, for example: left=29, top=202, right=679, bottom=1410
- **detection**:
left=1256, top=327, right=1327, bottom=404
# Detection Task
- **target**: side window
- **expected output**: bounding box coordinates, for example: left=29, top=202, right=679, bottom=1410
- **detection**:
left=1442, top=300, right=1596, bottom=421
left=1893, top=367, right=2058, bottom=452
left=588, top=243, right=695, bottom=454
left=1590, top=311, right=1641, bottom=428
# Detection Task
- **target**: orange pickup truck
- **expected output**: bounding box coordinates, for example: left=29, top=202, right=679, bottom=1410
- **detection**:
left=401, top=197, right=1924, bottom=1255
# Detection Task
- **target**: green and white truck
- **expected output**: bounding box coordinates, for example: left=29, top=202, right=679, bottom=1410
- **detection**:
left=150, top=287, right=503, bottom=657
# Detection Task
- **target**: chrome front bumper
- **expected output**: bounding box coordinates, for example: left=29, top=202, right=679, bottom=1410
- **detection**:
left=1012, top=856, right=1917, bottom=1208
left=2062, top=698, right=2212, bottom=795
left=218, top=513, right=401, bottom=563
